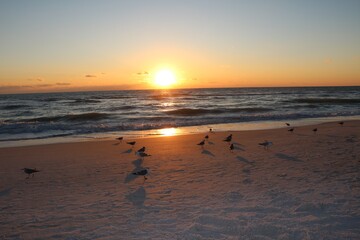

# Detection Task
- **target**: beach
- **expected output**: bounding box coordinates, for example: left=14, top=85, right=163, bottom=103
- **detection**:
left=0, top=120, right=359, bottom=239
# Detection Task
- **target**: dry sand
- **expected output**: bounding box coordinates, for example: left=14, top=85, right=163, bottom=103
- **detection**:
left=0, top=121, right=359, bottom=239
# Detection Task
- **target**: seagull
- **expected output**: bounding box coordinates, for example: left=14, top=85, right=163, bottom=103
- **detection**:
left=127, top=141, right=136, bottom=146
left=288, top=128, right=294, bottom=133
left=230, top=143, right=234, bottom=151
left=136, top=146, right=145, bottom=153
left=224, top=134, right=232, bottom=142
left=285, top=123, right=290, bottom=126
left=197, top=140, right=205, bottom=147
left=312, top=128, right=318, bottom=134
left=136, top=152, right=151, bottom=158
left=22, top=168, right=39, bottom=178
left=116, top=137, right=123, bottom=141
left=132, top=168, right=149, bottom=180
left=338, top=121, right=344, bottom=126
left=259, top=140, right=273, bottom=150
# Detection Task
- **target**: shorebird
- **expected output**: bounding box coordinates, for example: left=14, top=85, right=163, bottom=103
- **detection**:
left=209, top=128, right=213, bottom=133
left=259, top=140, right=273, bottom=150
left=223, top=134, right=232, bottom=142
left=132, top=169, right=149, bottom=180
left=197, top=140, right=205, bottom=147
left=312, top=128, right=318, bottom=134
left=22, top=168, right=39, bottom=178
left=136, top=146, right=145, bottom=153
left=285, top=123, right=290, bottom=126
left=205, top=135, right=209, bottom=140
left=116, top=137, right=123, bottom=141
left=127, top=141, right=136, bottom=146
left=288, top=128, right=294, bottom=133
left=136, top=152, right=151, bottom=159
left=230, top=143, right=234, bottom=151
left=338, top=121, right=344, bottom=126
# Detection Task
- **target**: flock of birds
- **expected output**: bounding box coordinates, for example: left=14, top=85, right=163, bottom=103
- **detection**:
left=22, top=121, right=346, bottom=180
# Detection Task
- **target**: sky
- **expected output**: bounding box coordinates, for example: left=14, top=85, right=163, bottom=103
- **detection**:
left=0, top=0, right=359, bottom=93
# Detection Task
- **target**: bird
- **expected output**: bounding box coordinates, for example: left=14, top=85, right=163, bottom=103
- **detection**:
left=136, top=146, right=145, bottom=153
left=127, top=141, right=136, bottom=146
left=205, top=135, right=209, bottom=140
left=136, top=152, right=151, bottom=158
left=312, top=128, right=318, bottom=134
left=22, top=168, right=39, bottom=178
left=285, top=123, right=290, bottom=126
left=132, top=169, right=149, bottom=180
left=338, top=121, right=344, bottom=126
left=259, top=140, right=273, bottom=150
left=209, top=128, right=213, bottom=133
left=288, top=128, right=294, bottom=133
left=197, top=140, right=205, bottom=147
left=230, top=143, right=234, bottom=151
left=224, top=134, right=232, bottom=142
left=116, top=137, right=123, bottom=141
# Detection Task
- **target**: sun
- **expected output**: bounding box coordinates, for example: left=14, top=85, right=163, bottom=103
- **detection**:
left=154, top=69, right=176, bottom=87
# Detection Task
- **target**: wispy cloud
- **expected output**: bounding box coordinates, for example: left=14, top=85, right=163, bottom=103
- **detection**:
left=85, top=74, right=97, bottom=78
left=56, top=82, right=71, bottom=86
left=27, top=77, right=44, bottom=82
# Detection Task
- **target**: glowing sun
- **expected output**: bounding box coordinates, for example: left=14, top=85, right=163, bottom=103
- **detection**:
left=155, top=69, right=176, bottom=87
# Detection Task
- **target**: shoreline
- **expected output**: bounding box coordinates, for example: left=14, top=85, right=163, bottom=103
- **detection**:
left=1, top=115, right=360, bottom=148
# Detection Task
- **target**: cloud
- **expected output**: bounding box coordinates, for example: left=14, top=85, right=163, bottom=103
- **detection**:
left=137, top=71, right=149, bottom=75
left=56, top=82, right=71, bottom=86
left=85, top=74, right=97, bottom=78
left=27, top=78, right=44, bottom=82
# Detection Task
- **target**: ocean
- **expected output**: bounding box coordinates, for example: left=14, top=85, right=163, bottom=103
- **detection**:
left=1, top=86, right=359, bottom=146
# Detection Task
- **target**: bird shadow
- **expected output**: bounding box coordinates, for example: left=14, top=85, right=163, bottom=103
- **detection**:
left=275, top=153, right=303, bottom=162
left=0, top=187, right=12, bottom=197
left=234, top=146, right=245, bottom=151
left=233, top=142, right=245, bottom=147
left=122, top=148, right=133, bottom=154
left=202, top=149, right=215, bottom=157
left=132, top=158, right=143, bottom=168
left=126, top=186, right=146, bottom=207
left=207, top=141, right=215, bottom=145
left=236, top=156, right=254, bottom=165
left=113, top=142, right=120, bottom=146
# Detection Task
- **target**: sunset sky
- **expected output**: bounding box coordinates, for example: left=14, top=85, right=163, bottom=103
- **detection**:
left=0, top=0, right=359, bottom=93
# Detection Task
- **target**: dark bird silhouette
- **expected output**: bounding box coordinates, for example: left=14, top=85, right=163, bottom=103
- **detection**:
left=116, top=137, right=123, bottom=141
left=288, top=128, right=294, bottom=133
left=136, top=152, right=151, bottom=159
left=22, top=168, right=39, bottom=178
left=338, top=121, right=344, bottom=126
left=197, top=140, right=205, bottom=147
left=313, top=128, right=318, bottom=134
left=259, top=140, right=273, bottom=150
left=132, top=169, right=149, bottom=180
left=285, top=123, right=290, bottom=126
left=205, top=135, right=209, bottom=140
left=136, top=146, right=145, bottom=153
left=230, top=143, right=234, bottom=151
left=127, top=141, right=136, bottom=146
left=209, top=128, right=213, bottom=133
left=223, top=134, right=232, bottom=142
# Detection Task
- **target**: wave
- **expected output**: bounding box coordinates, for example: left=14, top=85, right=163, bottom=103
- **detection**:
left=5, top=112, right=110, bottom=123
left=0, top=104, right=30, bottom=110
left=164, top=107, right=273, bottom=116
left=288, top=98, right=360, bottom=104
left=70, top=99, right=101, bottom=104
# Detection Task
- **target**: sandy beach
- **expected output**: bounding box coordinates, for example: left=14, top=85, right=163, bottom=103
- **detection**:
left=1, top=121, right=359, bottom=239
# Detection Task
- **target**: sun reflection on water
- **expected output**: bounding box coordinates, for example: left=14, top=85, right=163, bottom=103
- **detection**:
left=158, top=128, right=179, bottom=136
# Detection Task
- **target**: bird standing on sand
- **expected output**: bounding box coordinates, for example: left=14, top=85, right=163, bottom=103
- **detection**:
left=285, top=123, right=290, bottom=126
left=136, top=146, right=145, bottom=153
left=224, top=134, right=232, bottom=142
left=136, top=152, right=151, bottom=159
left=116, top=137, right=123, bottom=141
left=313, top=128, right=318, bottom=134
left=127, top=141, right=136, bottom=146
left=288, top=128, right=294, bottom=133
left=259, top=140, right=273, bottom=150
left=205, top=135, right=209, bottom=140
left=230, top=143, right=234, bottom=151
left=132, top=169, right=149, bottom=180
left=22, top=168, right=39, bottom=178
left=338, top=121, right=344, bottom=126
left=197, top=140, right=205, bottom=147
